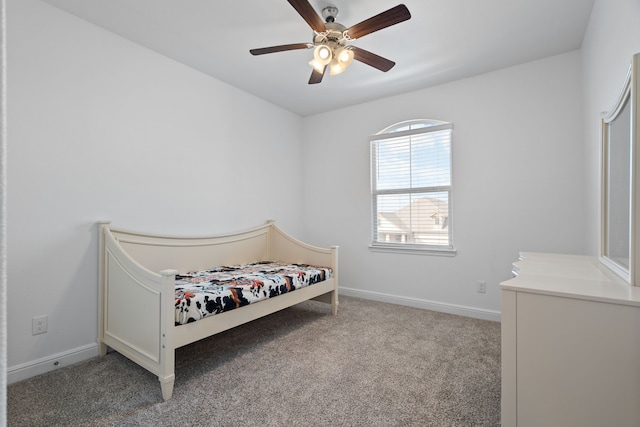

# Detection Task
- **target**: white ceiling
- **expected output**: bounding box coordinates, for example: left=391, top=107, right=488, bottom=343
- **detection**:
left=40, top=0, right=595, bottom=117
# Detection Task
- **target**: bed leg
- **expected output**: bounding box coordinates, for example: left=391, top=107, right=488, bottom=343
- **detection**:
left=98, top=342, right=108, bottom=356
left=160, top=375, right=175, bottom=401
left=331, top=291, right=339, bottom=316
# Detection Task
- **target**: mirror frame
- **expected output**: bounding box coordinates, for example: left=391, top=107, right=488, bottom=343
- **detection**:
left=600, top=53, right=640, bottom=285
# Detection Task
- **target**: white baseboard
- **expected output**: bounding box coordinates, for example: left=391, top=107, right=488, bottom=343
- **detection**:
left=339, top=287, right=502, bottom=322
left=7, top=343, right=99, bottom=384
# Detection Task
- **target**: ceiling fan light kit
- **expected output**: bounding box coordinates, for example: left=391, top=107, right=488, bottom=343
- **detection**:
left=309, top=44, right=332, bottom=72
left=329, top=47, right=354, bottom=75
left=309, top=18, right=351, bottom=74
left=250, top=0, right=411, bottom=84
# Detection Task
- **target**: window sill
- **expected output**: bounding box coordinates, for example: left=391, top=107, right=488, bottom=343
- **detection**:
left=368, top=244, right=457, bottom=257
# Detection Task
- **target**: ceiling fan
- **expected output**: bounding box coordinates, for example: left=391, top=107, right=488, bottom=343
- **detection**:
left=250, top=0, right=411, bottom=84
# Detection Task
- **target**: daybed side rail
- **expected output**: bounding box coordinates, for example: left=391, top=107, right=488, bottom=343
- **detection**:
left=108, top=223, right=272, bottom=273
left=98, top=222, right=176, bottom=395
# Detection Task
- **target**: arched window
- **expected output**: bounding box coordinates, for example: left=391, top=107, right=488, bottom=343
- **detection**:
left=370, top=119, right=455, bottom=254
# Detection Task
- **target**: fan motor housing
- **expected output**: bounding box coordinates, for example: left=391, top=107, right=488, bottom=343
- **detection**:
left=314, top=22, right=347, bottom=48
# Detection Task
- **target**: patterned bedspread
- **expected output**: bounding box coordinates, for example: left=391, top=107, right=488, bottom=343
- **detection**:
left=174, top=261, right=332, bottom=325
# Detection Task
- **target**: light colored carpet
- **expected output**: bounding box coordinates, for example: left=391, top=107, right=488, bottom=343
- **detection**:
left=8, top=296, right=501, bottom=426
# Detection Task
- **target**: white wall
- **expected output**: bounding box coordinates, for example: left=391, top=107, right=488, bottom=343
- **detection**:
left=581, top=0, right=640, bottom=254
left=302, top=51, right=586, bottom=316
left=7, top=0, right=304, bottom=375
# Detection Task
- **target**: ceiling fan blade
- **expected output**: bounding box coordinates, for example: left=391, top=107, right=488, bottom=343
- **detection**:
left=288, top=0, right=326, bottom=33
left=352, top=47, right=396, bottom=72
left=346, top=4, right=411, bottom=40
left=308, top=66, right=326, bottom=84
left=250, top=43, right=312, bottom=55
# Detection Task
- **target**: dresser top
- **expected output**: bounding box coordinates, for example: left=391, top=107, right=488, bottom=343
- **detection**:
left=500, top=252, right=640, bottom=306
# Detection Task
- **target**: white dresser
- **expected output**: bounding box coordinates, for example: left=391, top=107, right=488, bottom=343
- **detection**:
left=500, top=252, right=640, bottom=427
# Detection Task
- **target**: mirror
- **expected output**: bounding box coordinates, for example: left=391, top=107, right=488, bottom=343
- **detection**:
left=601, top=53, right=639, bottom=285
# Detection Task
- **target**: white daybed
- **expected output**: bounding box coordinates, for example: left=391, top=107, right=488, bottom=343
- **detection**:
left=98, top=220, right=338, bottom=400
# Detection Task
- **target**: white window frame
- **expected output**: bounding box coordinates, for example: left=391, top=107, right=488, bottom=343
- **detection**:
left=369, top=119, right=456, bottom=256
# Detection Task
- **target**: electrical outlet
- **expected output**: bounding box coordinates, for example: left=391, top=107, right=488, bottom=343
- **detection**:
left=32, top=315, right=48, bottom=335
left=477, top=281, right=487, bottom=294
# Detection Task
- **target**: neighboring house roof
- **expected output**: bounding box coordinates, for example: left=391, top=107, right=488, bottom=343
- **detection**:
left=378, top=196, right=448, bottom=235
left=378, top=211, right=405, bottom=233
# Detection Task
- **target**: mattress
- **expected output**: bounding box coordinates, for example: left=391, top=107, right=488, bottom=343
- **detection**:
left=174, top=261, right=332, bottom=325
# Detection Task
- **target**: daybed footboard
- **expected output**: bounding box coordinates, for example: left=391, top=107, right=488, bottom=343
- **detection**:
left=97, top=221, right=338, bottom=400
left=98, top=222, right=177, bottom=399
